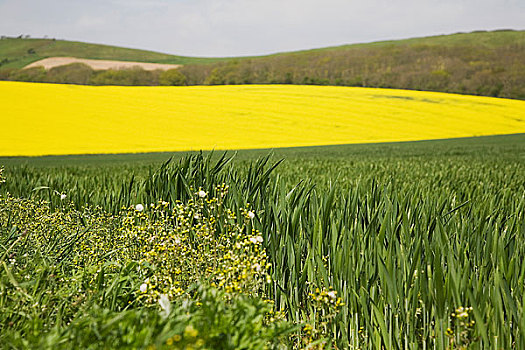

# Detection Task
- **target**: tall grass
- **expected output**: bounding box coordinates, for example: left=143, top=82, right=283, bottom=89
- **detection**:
left=2, top=136, right=525, bottom=348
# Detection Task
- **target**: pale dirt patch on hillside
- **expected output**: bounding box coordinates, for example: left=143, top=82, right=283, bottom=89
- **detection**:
left=24, top=57, right=181, bottom=71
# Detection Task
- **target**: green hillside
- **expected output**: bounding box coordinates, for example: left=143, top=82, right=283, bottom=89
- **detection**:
left=1, top=30, right=524, bottom=99
left=0, top=37, right=230, bottom=69
left=179, top=30, right=525, bottom=99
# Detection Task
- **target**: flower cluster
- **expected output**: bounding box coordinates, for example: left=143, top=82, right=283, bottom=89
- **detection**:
left=164, top=325, right=204, bottom=349
left=0, top=184, right=270, bottom=313
left=120, top=185, right=270, bottom=304
left=0, top=166, right=5, bottom=185
left=299, top=287, right=344, bottom=347
left=446, top=306, right=477, bottom=348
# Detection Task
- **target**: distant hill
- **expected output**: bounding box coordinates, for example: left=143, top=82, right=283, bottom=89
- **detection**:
left=1, top=30, right=524, bottom=99
left=0, top=37, right=230, bottom=69
left=179, top=30, right=525, bottom=99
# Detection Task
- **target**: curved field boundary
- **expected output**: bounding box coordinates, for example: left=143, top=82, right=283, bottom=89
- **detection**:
left=1, top=82, right=524, bottom=156
left=24, top=57, right=181, bottom=71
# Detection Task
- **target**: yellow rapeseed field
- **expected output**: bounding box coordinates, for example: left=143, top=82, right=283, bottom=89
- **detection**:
left=1, top=81, right=524, bottom=156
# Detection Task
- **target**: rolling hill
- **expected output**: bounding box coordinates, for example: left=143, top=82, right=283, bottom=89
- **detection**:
left=0, top=37, right=229, bottom=69
left=1, top=30, right=524, bottom=99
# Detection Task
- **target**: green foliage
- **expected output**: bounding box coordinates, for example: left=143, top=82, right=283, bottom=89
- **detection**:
left=178, top=30, right=525, bottom=99
left=89, top=67, right=161, bottom=86
left=0, top=188, right=293, bottom=349
left=159, top=68, right=187, bottom=86
left=1, top=31, right=524, bottom=99
left=0, top=37, right=228, bottom=70
left=1, top=272, right=291, bottom=349
left=7, top=66, right=46, bottom=82
left=205, top=67, right=226, bottom=85
left=46, top=63, right=94, bottom=85
left=1, top=134, right=525, bottom=348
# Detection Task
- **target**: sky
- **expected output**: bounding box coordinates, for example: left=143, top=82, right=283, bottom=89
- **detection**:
left=0, top=0, right=524, bottom=57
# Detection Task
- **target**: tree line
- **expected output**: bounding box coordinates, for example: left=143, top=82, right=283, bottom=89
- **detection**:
left=1, top=36, right=524, bottom=99
left=0, top=63, right=187, bottom=86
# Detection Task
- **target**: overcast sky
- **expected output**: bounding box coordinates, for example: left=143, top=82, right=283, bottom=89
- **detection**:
left=0, top=0, right=524, bottom=57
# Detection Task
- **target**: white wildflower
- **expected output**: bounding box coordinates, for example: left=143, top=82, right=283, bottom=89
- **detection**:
left=252, top=263, right=261, bottom=272
left=139, top=283, right=147, bottom=293
left=248, top=211, right=255, bottom=219
left=60, top=193, right=67, bottom=200
left=328, top=291, right=337, bottom=299
left=159, top=294, right=171, bottom=318
left=249, top=236, right=263, bottom=244
left=135, top=204, right=144, bottom=212
left=198, top=190, right=207, bottom=198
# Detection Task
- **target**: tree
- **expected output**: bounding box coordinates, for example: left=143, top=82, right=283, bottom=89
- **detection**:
left=159, top=69, right=187, bottom=86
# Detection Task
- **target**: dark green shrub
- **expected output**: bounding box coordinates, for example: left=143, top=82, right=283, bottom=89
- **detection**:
left=90, top=67, right=160, bottom=86
left=8, top=66, right=46, bottom=82
left=159, top=68, right=187, bottom=86
left=46, top=63, right=94, bottom=85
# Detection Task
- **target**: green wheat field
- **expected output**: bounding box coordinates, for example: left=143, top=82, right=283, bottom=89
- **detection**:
left=1, top=134, right=525, bottom=349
